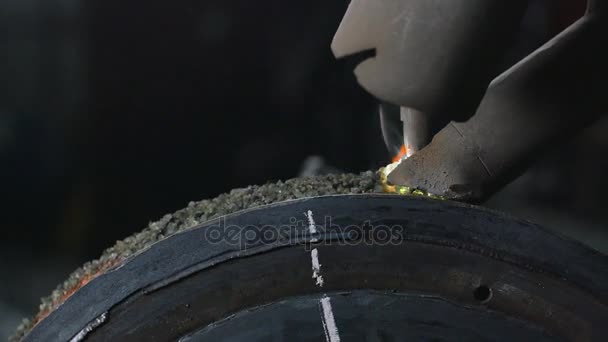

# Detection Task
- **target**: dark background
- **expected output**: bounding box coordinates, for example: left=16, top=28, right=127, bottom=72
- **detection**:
left=0, top=0, right=604, bottom=339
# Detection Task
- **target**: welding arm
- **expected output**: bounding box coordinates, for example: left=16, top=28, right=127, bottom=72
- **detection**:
left=387, top=2, right=608, bottom=201
left=332, top=0, right=530, bottom=157
left=333, top=0, right=529, bottom=123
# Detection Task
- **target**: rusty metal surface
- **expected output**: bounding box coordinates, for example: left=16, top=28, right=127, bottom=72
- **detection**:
left=22, top=195, right=608, bottom=341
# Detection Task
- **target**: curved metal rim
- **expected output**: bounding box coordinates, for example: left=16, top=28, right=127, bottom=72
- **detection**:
left=24, top=194, right=608, bottom=341
left=181, top=291, right=556, bottom=342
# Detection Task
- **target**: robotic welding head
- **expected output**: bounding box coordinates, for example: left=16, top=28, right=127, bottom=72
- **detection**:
left=332, top=0, right=529, bottom=124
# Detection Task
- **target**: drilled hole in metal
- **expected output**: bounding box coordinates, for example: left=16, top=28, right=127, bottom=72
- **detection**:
left=473, top=285, right=492, bottom=303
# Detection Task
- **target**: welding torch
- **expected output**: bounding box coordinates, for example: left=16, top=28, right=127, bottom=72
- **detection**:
left=333, top=0, right=607, bottom=201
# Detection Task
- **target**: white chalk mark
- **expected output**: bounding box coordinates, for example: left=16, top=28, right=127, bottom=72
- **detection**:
left=306, top=210, right=319, bottom=242
left=311, top=248, right=324, bottom=287
left=70, top=312, right=108, bottom=342
left=305, top=209, right=341, bottom=342
left=320, top=296, right=341, bottom=342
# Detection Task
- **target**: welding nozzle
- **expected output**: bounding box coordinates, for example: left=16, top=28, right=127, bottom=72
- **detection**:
left=401, top=107, right=431, bottom=158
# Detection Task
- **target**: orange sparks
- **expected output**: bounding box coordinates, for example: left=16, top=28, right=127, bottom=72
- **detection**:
left=392, top=145, right=407, bottom=163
